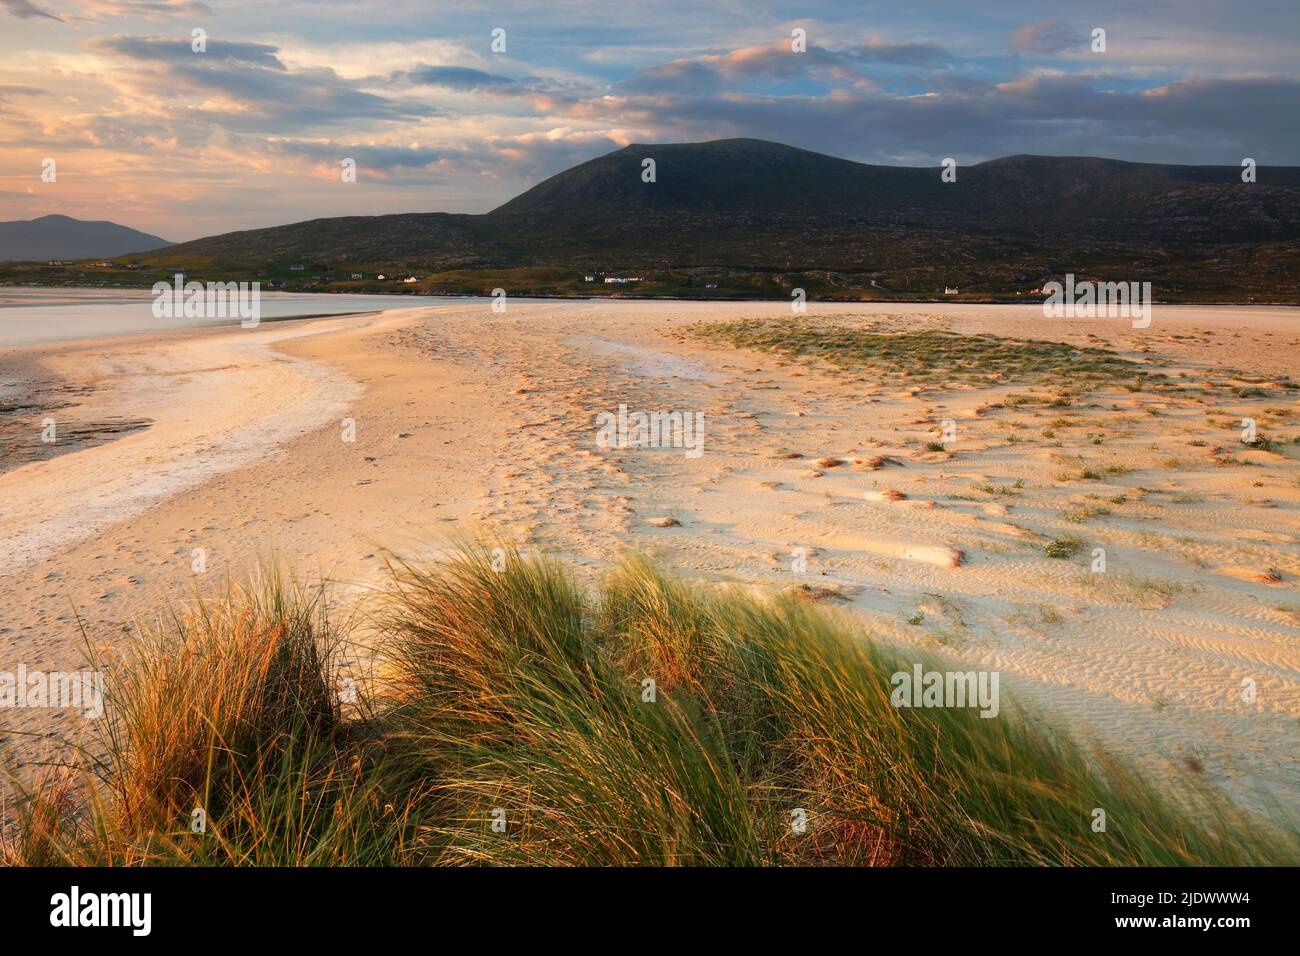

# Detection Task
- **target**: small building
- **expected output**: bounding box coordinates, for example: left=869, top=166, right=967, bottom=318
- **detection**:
left=944, top=286, right=959, bottom=295
left=47, top=259, right=64, bottom=266
left=584, top=275, right=596, bottom=282
left=402, top=276, right=419, bottom=283
left=351, top=272, right=363, bottom=280
left=289, top=264, right=306, bottom=271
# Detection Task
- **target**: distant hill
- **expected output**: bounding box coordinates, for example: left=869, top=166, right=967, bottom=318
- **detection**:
left=160, top=139, right=1300, bottom=270
left=0, top=214, right=171, bottom=261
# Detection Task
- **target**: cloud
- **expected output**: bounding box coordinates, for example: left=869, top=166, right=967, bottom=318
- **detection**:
left=0, top=0, right=208, bottom=20
left=622, top=41, right=872, bottom=93
left=1, top=0, right=63, bottom=21
left=267, top=139, right=457, bottom=176
left=85, top=35, right=436, bottom=131
left=403, top=66, right=518, bottom=91
left=254, top=127, right=634, bottom=194
left=620, top=36, right=953, bottom=96
left=1010, top=20, right=1080, bottom=55
left=853, top=37, right=952, bottom=66
left=391, top=63, right=583, bottom=116
left=571, top=72, right=1300, bottom=166
left=90, top=35, right=286, bottom=70
left=622, top=59, right=723, bottom=94
left=74, top=0, right=212, bottom=17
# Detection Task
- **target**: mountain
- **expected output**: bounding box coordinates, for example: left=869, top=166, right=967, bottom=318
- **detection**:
left=160, top=139, right=1300, bottom=265
left=502, top=140, right=1300, bottom=220
left=489, top=140, right=1300, bottom=245
left=0, top=214, right=172, bottom=261
left=97, top=139, right=1300, bottom=301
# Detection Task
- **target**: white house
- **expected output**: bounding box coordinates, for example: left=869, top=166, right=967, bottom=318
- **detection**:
left=944, top=286, right=959, bottom=295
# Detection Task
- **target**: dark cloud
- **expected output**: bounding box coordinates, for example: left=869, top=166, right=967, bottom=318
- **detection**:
left=90, top=35, right=286, bottom=70
left=851, top=38, right=952, bottom=66
left=403, top=65, right=517, bottom=91
left=1, top=0, right=63, bottom=21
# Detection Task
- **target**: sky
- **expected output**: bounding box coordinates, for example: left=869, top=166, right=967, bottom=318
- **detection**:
left=1, top=0, right=1297, bottom=242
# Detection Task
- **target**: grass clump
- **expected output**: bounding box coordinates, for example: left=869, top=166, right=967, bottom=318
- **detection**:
left=687, top=318, right=1145, bottom=387
left=6, top=544, right=1296, bottom=867
left=1063, top=504, right=1111, bottom=524
left=4, top=576, right=409, bottom=866
left=1044, top=536, right=1086, bottom=559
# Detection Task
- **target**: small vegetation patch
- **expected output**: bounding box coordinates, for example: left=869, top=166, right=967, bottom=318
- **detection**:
left=687, top=318, right=1148, bottom=387
left=1044, top=536, right=1086, bottom=559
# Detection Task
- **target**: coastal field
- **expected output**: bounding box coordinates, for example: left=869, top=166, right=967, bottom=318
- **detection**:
left=1, top=297, right=1298, bottom=858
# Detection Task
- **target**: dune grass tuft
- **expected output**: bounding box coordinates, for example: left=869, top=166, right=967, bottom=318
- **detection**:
left=4, top=575, right=410, bottom=866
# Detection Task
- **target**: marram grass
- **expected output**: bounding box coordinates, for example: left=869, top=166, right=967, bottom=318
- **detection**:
left=4, top=545, right=1295, bottom=866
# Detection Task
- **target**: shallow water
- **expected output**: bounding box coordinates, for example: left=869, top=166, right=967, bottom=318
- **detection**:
left=0, top=287, right=477, bottom=349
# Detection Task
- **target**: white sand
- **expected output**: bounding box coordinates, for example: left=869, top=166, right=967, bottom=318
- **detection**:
left=1, top=299, right=1296, bottom=811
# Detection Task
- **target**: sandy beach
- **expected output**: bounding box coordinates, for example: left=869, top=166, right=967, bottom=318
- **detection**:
left=1, top=299, right=1297, bottom=810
